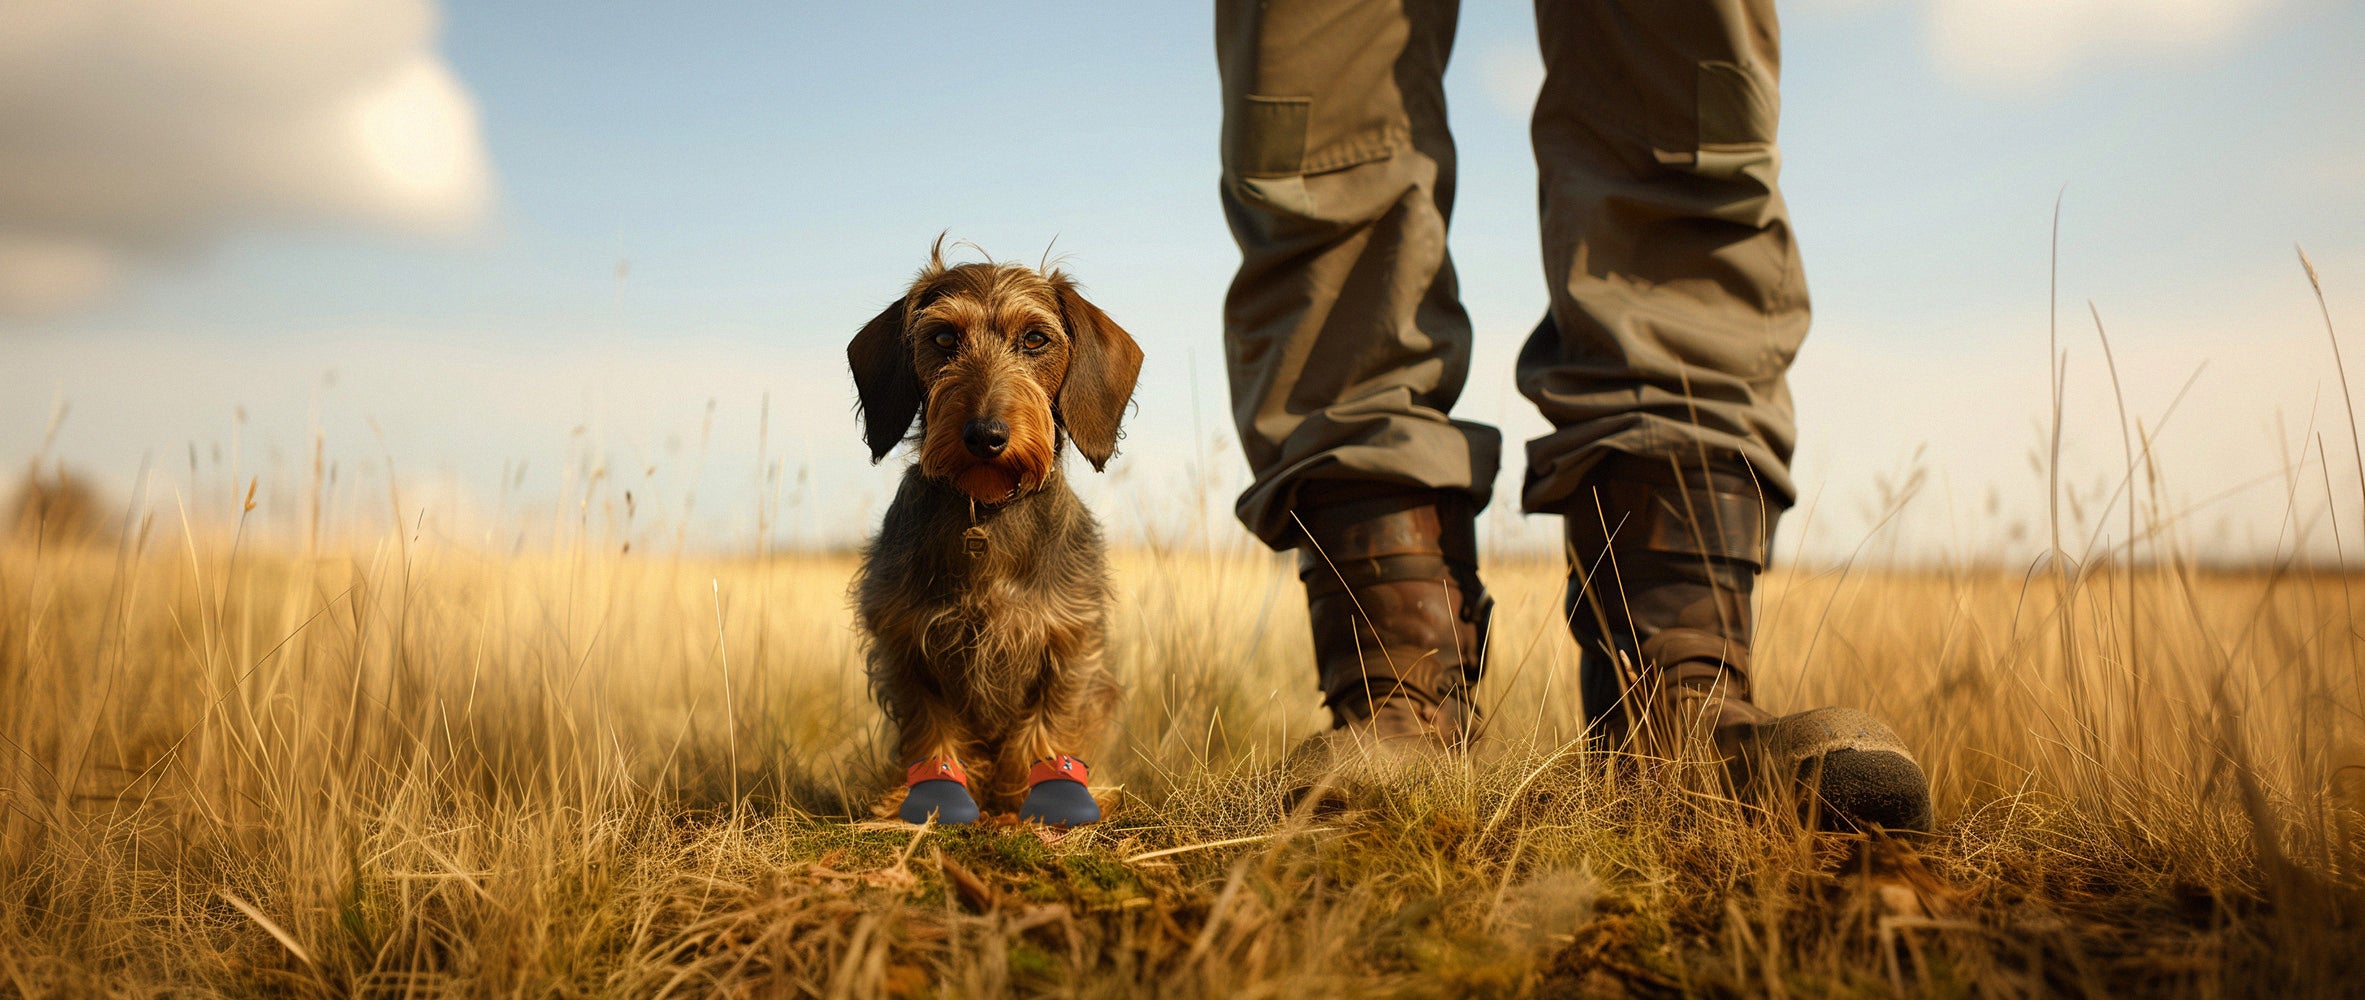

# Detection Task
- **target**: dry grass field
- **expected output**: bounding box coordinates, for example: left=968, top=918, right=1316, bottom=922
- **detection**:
left=2, top=485, right=2362, bottom=998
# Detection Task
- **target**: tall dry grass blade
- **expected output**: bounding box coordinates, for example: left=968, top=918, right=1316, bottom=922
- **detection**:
left=2090, top=301, right=2142, bottom=796
left=219, top=890, right=317, bottom=971
left=2296, top=246, right=2363, bottom=528
left=711, top=579, right=740, bottom=824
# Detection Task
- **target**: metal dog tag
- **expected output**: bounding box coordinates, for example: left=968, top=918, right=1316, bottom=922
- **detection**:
left=963, top=525, right=989, bottom=558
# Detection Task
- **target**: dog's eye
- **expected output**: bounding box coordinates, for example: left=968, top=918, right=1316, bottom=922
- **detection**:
left=1020, top=330, right=1050, bottom=351
left=931, top=330, right=958, bottom=351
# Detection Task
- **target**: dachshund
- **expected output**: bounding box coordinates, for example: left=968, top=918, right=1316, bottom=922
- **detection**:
left=846, top=241, right=1141, bottom=824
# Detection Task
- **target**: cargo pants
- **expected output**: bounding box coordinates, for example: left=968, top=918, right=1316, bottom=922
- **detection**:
left=1219, top=0, right=1809, bottom=548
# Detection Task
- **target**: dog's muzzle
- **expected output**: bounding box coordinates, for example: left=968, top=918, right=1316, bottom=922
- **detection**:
left=962, top=418, right=1010, bottom=459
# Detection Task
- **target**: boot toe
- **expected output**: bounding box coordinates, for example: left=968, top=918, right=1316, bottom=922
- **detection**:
left=900, top=780, right=980, bottom=825
left=1757, top=707, right=1933, bottom=833
left=1804, top=747, right=1933, bottom=832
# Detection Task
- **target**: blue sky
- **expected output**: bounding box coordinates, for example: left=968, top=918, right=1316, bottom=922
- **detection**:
left=5, top=1, right=2362, bottom=562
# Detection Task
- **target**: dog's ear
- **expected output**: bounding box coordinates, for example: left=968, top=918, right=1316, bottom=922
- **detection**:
left=848, top=297, right=922, bottom=463
left=1052, top=277, right=1143, bottom=472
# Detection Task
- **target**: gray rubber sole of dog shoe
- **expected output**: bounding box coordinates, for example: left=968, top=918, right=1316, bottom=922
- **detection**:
left=1755, top=707, right=1933, bottom=833
left=1019, top=779, right=1100, bottom=826
left=900, top=779, right=980, bottom=825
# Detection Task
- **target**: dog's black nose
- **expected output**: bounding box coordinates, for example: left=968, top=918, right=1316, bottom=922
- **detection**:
left=962, top=418, right=1009, bottom=458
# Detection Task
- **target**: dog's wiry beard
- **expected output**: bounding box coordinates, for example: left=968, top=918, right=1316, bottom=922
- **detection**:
left=918, top=366, right=1058, bottom=504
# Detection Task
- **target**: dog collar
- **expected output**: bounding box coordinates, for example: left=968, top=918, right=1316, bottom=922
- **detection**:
left=964, top=497, right=990, bottom=558
left=953, top=476, right=1029, bottom=561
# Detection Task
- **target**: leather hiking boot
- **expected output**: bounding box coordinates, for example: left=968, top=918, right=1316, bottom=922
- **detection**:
left=1629, top=629, right=1775, bottom=762
left=1296, top=488, right=1493, bottom=749
left=1559, top=452, right=1933, bottom=833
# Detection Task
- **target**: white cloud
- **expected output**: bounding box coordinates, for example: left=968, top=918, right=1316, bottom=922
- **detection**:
left=1488, top=0, right=2278, bottom=101
left=1927, top=0, right=2276, bottom=90
left=0, top=0, right=490, bottom=316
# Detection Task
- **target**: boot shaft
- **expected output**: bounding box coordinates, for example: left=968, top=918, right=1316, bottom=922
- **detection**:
left=1556, top=451, right=1782, bottom=736
left=1295, top=489, right=1491, bottom=736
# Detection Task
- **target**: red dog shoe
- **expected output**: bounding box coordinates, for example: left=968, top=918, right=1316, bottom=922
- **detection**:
left=1018, top=755, right=1099, bottom=825
left=900, top=755, right=980, bottom=825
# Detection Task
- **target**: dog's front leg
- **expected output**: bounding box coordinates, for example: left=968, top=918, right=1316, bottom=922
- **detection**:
left=998, top=658, right=1118, bottom=825
left=884, top=684, right=986, bottom=824
left=893, top=694, right=971, bottom=758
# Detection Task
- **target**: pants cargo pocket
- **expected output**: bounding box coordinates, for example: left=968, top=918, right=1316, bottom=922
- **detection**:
left=1227, top=95, right=1312, bottom=179
left=1223, top=92, right=1412, bottom=219
left=1225, top=94, right=1406, bottom=180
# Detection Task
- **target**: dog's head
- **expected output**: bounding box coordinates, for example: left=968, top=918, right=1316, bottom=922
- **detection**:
left=847, top=242, right=1144, bottom=503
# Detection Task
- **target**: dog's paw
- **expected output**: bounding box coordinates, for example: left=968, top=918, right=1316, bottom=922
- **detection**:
left=1018, top=755, right=1100, bottom=826
left=899, top=755, right=981, bottom=825
left=900, top=780, right=980, bottom=825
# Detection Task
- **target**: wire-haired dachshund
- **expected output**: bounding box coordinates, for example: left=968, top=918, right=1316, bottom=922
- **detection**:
left=846, top=240, right=1142, bottom=824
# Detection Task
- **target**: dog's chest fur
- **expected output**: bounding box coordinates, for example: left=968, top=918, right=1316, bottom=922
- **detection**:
left=855, top=468, right=1109, bottom=726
